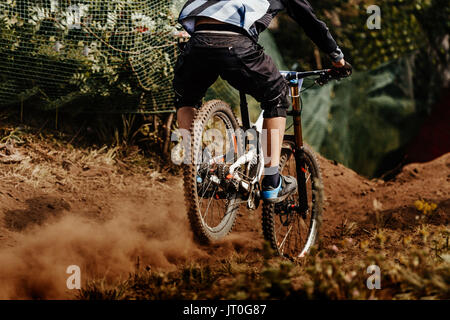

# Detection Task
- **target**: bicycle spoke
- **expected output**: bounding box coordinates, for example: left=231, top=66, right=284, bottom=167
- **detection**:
left=276, top=219, right=284, bottom=234
left=293, top=216, right=303, bottom=250
left=202, top=185, right=218, bottom=221
left=279, top=225, right=293, bottom=254
left=200, top=177, right=213, bottom=199
left=299, top=216, right=308, bottom=230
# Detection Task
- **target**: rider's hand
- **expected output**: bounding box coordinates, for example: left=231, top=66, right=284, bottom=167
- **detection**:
left=332, top=59, right=346, bottom=68
left=332, top=60, right=352, bottom=78
left=317, top=60, right=352, bottom=85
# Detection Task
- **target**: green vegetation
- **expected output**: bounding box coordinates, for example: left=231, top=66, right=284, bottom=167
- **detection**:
left=272, top=0, right=449, bottom=73
left=269, top=0, right=449, bottom=177
left=78, top=226, right=449, bottom=300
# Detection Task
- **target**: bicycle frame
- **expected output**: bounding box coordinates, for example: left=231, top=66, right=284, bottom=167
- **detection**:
left=282, top=73, right=308, bottom=212
left=235, top=70, right=328, bottom=210
left=239, top=69, right=330, bottom=146
left=280, top=71, right=304, bottom=147
left=236, top=70, right=306, bottom=171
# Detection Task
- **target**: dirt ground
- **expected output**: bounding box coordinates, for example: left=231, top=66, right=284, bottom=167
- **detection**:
left=0, top=136, right=448, bottom=299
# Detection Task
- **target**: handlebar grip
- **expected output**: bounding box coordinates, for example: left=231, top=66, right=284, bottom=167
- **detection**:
left=317, top=62, right=352, bottom=86
left=332, top=61, right=353, bottom=78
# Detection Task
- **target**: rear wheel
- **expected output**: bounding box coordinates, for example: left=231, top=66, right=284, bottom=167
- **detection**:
left=262, top=143, right=323, bottom=260
left=183, top=100, right=241, bottom=243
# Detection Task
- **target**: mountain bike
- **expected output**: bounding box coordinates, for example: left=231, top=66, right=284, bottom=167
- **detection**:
left=182, top=66, right=352, bottom=260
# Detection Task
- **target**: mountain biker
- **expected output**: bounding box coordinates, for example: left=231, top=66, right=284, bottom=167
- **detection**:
left=174, top=0, right=351, bottom=203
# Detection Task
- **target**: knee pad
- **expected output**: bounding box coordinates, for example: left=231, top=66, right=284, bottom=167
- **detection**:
left=261, top=84, right=291, bottom=118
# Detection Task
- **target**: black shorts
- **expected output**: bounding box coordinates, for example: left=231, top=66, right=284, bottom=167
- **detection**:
left=172, top=32, right=290, bottom=118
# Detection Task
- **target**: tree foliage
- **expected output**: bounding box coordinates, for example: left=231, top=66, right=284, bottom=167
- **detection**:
left=271, top=0, right=448, bottom=74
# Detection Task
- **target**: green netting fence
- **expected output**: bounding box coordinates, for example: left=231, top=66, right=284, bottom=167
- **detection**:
left=0, top=0, right=182, bottom=112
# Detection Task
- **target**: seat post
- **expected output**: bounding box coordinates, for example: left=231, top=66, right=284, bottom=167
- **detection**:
left=239, top=91, right=251, bottom=130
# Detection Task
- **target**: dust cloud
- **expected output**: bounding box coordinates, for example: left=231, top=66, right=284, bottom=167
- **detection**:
left=0, top=197, right=211, bottom=299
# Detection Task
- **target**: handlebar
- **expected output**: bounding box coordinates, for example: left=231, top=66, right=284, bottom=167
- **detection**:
left=281, top=62, right=352, bottom=86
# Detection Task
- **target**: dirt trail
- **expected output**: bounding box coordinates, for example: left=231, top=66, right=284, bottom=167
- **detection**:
left=0, top=138, right=448, bottom=299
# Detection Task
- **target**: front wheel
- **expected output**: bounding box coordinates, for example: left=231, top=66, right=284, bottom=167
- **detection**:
left=262, top=143, right=324, bottom=260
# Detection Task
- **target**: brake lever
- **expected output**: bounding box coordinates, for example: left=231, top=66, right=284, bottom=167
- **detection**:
left=332, top=62, right=353, bottom=79
left=316, top=64, right=352, bottom=86
left=316, top=72, right=332, bottom=86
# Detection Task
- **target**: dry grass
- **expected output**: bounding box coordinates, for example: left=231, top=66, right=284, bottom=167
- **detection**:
left=0, top=124, right=168, bottom=195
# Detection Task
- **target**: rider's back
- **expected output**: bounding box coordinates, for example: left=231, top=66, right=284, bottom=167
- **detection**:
left=178, top=0, right=344, bottom=62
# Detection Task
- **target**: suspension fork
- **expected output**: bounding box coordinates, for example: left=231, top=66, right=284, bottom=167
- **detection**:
left=290, top=85, right=309, bottom=213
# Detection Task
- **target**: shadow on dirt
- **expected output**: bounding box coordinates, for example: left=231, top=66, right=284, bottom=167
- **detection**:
left=3, top=196, right=70, bottom=232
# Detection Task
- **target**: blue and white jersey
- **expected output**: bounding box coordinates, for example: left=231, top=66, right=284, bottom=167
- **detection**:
left=177, top=0, right=344, bottom=62
left=179, top=0, right=271, bottom=36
